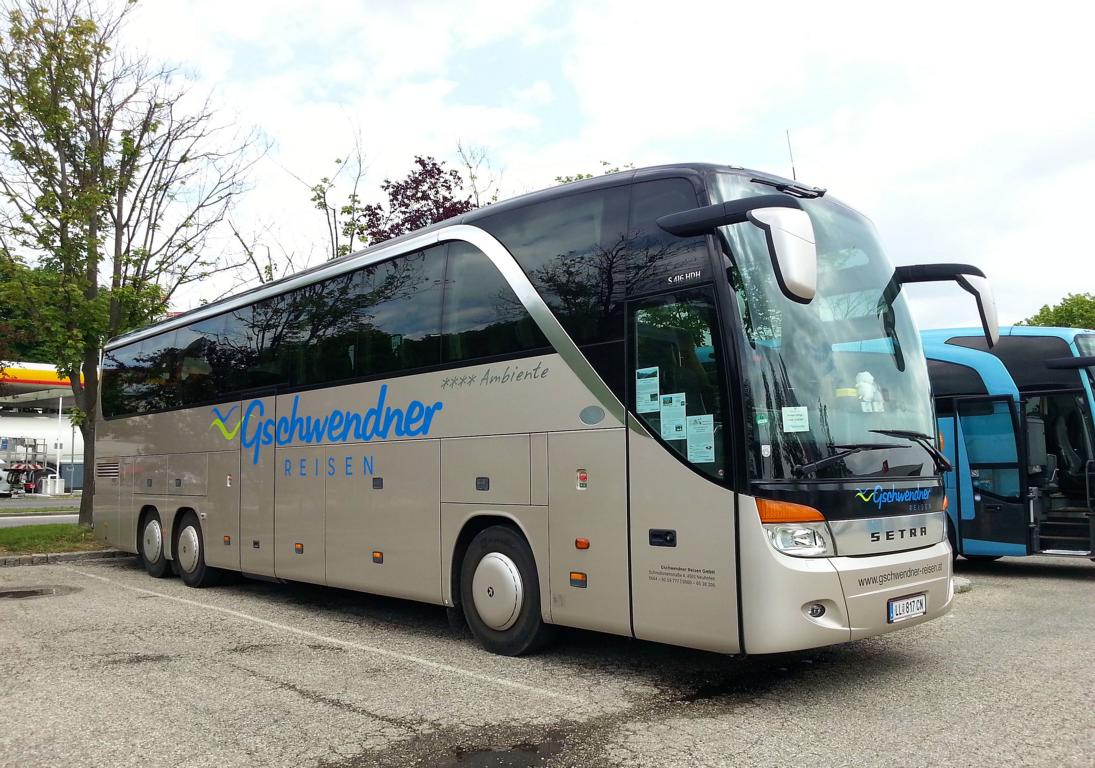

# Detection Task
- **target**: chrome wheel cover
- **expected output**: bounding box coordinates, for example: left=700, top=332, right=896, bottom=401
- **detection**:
left=177, top=525, right=201, bottom=574
left=471, top=552, right=523, bottom=631
left=141, top=518, right=163, bottom=562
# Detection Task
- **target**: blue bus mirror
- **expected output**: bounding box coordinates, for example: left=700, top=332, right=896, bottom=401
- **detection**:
left=657, top=194, right=818, bottom=304
left=1045, top=356, right=1095, bottom=370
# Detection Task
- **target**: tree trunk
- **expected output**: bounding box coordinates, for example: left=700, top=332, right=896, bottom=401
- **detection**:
left=75, top=343, right=99, bottom=527
left=77, top=419, right=95, bottom=527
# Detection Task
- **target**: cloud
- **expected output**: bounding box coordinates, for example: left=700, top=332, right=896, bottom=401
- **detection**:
left=124, top=0, right=1094, bottom=331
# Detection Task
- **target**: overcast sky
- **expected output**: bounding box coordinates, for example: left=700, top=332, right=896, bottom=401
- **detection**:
left=127, top=0, right=1093, bottom=329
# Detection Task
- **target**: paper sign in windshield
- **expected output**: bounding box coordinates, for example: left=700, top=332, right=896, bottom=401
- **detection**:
left=782, top=406, right=810, bottom=433
left=686, top=414, right=715, bottom=463
left=636, top=366, right=660, bottom=413
left=660, top=393, right=687, bottom=440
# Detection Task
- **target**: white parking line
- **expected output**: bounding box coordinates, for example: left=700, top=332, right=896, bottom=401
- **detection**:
left=67, top=566, right=585, bottom=705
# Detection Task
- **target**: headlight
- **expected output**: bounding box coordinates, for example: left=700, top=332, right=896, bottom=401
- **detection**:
left=764, top=522, right=834, bottom=557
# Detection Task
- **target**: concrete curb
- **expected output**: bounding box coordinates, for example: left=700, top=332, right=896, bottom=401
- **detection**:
left=953, top=576, right=973, bottom=594
left=0, top=550, right=131, bottom=568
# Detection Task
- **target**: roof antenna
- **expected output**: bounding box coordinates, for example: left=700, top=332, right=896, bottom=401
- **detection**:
left=785, top=129, right=797, bottom=181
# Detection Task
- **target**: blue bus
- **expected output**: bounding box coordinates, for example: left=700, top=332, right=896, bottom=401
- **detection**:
left=922, top=326, right=1095, bottom=560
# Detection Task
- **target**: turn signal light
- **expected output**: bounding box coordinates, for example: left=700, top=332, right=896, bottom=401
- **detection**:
left=575, top=538, right=590, bottom=550
left=294, top=542, right=304, bottom=554
left=569, top=571, right=587, bottom=588
left=757, top=498, right=825, bottom=524
left=372, top=551, right=384, bottom=564
left=223, top=535, right=231, bottom=546
left=942, top=495, right=949, bottom=512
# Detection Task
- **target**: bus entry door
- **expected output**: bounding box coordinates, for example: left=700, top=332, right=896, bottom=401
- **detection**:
left=955, top=397, right=1029, bottom=553
left=625, top=288, right=740, bottom=653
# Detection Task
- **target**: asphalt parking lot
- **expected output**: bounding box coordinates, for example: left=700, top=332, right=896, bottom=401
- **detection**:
left=1, top=556, right=1091, bottom=768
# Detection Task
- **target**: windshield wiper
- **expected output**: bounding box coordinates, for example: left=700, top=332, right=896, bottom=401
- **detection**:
left=792, top=443, right=905, bottom=478
left=869, top=429, right=952, bottom=474
left=750, top=176, right=826, bottom=199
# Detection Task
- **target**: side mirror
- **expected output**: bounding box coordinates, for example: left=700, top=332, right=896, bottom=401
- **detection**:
left=1045, top=356, right=1095, bottom=370
left=657, top=194, right=818, bottom=304
left=893, top=263, right=1000, bottom=347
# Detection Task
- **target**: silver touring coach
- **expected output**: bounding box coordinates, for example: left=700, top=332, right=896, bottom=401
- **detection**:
left=93, top=163, right=998, bottom=655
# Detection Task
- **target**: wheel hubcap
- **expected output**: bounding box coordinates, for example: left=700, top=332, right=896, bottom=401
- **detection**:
left=142, top=519, right=162, bottom=562
left=177, top=525, right=201, bottom=574
left=472, top=552, right=523, bottom=631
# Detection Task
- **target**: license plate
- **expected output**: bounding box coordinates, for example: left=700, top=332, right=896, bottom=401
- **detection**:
left=887, top=593, right=927, bottom=623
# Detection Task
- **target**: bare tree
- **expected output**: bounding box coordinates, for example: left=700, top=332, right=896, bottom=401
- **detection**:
left=456, top=141, right=501, bottom=207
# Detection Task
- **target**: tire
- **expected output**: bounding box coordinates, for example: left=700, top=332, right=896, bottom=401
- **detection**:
left=460, top=525, right=555, bottom=656
left=962, top=554, right=1001, bottom=562
left=137, top=510, right=170, bottom=578
left=173, top=512, right=223, bottom=588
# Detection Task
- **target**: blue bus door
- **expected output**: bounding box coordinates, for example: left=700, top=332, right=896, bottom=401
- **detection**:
left=954, top=397, right=1030, bottom=556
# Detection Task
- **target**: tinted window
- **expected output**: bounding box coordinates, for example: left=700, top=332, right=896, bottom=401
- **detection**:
left=625, top=178, right=708, bottom=295
left=134, top=332, right=177, bottom=412
left=195, top=309, right=255, bottom=394
left=479, top=187, right=630, bottom=346
left=173, top=323, right=214, bottom=406
left=101, top=345, right=137, bottom=418
left=355, top=247, right=444, bottom=376
left=279, top=274, right=360, bottom=387
left=948, top=335, right=1079, bottom=391
left=441, top=242, right=548, bottom=363
left=927, top=359, right=987, bottom=398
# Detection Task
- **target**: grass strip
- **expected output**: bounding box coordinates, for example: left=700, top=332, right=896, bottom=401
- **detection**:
left=0, top=523, right=102, bottom=555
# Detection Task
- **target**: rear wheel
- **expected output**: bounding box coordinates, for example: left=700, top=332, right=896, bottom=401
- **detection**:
left=174, top=512, right=222, bottom=588
left=138, top=511, right=170, bottom=578
left=460, top=525, right=554, bottom=656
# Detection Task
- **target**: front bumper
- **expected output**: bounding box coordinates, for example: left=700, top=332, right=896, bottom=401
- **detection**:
left=740, top=497, right=953, bottom=653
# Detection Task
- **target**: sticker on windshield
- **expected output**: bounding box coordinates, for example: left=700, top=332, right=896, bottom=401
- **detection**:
left=660, top=393, right=687, bottom=440
left=636, top=366, right=660, bottom=413
left=686, top=415, right=715, bottom=463
left=781, top=406, right=810, bottom=433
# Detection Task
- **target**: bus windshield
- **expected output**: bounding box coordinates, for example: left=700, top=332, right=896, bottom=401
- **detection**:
left=710, top=173, right=935, bottom=481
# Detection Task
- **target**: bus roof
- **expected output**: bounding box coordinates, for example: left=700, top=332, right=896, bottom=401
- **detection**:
left=922, top=326, right=1094, bottom=396
left=922, top=326, right=1095, bottom=344
left=105, top=162, right=798, bottom=351
left=920, top=336, right=1019, bottom=399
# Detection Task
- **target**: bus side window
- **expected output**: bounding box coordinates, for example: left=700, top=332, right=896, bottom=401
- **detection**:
left=441, top=242, right=547, bottom=364
left=631, top=288, right=727, bottom=480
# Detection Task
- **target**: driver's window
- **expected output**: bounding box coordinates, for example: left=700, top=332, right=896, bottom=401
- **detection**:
left=631, top=287, right=727, bottom=480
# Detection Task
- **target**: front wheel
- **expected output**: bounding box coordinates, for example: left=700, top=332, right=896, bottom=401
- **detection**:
left=460, top=525, right=554, bottom=656
left=174, top=512, right=223, bottom=588
left=138, top=511, right=170, bottom=578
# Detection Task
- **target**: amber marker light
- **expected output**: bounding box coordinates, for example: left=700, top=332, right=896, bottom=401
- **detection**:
left=756, top=498, right=825, bottom=524
left=223, top=535, right=231, bottom=546
left=942, top=495, right=949, bottom=512
left=372, top=551, right=384, bottom=564
left=569, top=571, right=587, bottom=588
left=294, top=542, right=304, bottom=554
left=575, top=538, right=590, bottom=550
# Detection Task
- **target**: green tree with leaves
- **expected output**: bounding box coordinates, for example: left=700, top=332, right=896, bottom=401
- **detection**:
left=1019, top=293, right=1095, bottom=329
left=0, top=0, right=259, bottom=524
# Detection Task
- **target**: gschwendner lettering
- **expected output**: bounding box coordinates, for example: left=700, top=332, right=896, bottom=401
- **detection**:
left=240, top=385, right=443, bottom=464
